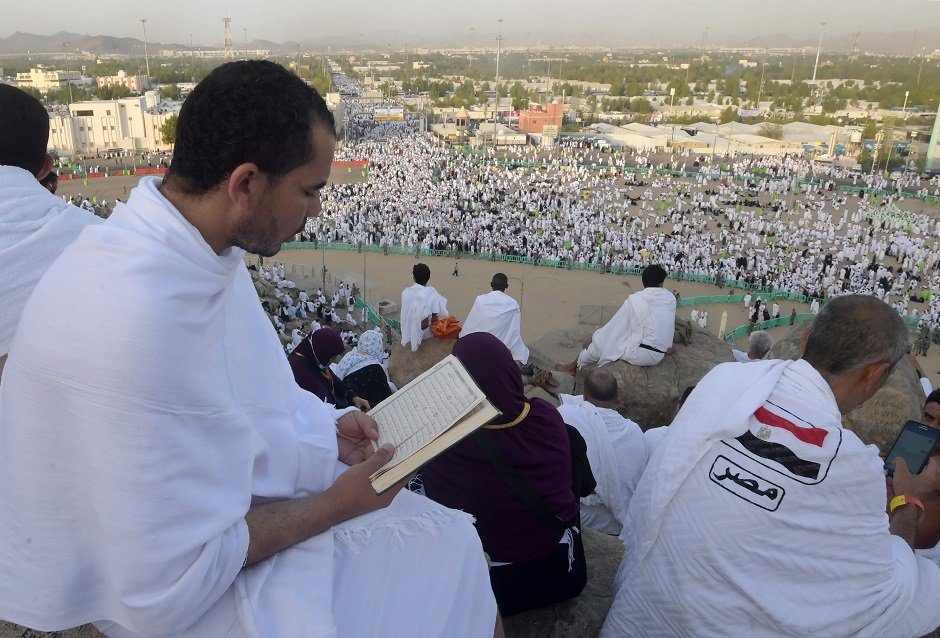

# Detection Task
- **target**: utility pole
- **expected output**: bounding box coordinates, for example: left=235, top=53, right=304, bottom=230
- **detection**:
left=140, top=19, right=151, bottom=80
left=62, top=42, right=74, bottom=104
left=811, top=22, right=825, bottom=83
left=492, top=18, right=503, bottom=148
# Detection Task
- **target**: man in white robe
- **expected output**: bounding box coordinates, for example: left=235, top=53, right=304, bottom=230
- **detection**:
left=0, top=84, right=99, bottom=382
left=602, top=295, right=940, bottom=638
left=556, top=264, right=676, bottom=372
left=400, top=262, right=449, bottom=352
left=459, top=272, right=529, bottom=363
left=557, top=369, right=648, bottom=537
left=0, top=61, right=498, bottom=638
left=731, top=329, right=774, bottom=362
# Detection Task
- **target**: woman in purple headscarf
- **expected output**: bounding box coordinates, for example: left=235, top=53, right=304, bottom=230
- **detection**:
left=288, top=328, right=370, bottom=411
left=421, top=332, right=589, bottom=616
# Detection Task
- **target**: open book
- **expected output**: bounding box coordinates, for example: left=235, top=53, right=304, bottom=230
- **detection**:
left=368, top=355, right=499, bottom=494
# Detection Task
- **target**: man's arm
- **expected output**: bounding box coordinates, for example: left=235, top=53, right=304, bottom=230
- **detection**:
left=890, top=457, right=939, bottom=550
left=243, top=445, right=399, bottom=566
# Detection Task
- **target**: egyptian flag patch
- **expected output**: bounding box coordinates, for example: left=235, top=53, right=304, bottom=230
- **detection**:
left=722, top=404, right=841, bottom=485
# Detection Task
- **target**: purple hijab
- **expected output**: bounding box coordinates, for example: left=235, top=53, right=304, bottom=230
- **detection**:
left=288, top=328, right=346, bottom=403
left=422, top=332, right=578, bottom=563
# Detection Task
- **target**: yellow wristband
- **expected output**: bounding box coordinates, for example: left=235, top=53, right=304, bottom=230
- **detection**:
left=889, top=494, right=925, bottom=514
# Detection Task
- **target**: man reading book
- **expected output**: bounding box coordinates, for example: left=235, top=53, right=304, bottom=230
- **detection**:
left=0, top=61, right=498, bottom=638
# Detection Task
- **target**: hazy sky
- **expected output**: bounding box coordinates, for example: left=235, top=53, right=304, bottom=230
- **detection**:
left=2, top=0, right=940, bottom=48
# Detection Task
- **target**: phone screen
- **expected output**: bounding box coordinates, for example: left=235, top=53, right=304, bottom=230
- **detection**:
left=884, top=421, right=940, bottom=476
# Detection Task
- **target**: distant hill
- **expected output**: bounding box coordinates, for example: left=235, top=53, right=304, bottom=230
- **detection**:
left=0, top=29, right=929, bottom=56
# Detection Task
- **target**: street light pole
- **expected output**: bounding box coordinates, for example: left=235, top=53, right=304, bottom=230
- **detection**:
left=62, top=42, right=74, bottom=104
left=811, top=22, right=825, bottom=83
left=493, top=18, right=504, bottom=148
left=140, top=19, right=151, bottom=80
left=902, top=89, right=910, bottom=121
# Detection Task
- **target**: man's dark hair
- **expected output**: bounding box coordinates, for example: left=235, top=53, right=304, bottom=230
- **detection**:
left=0, top=84, right=49, bottom=175
left=641, top=264, right=668, bottom=288
left=802, top=295, right=908, bottom=375
left=491, top=273, right=508, bottom=291
left=165, top=60, right=335, bottom=195
left=584, top=369, right=618, bottom=403
left=413, top=263, right=431, bottom=286
left=926, top=389, right=940, bottom=408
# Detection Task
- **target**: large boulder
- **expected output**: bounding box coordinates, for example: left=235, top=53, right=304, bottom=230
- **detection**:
left=573, top=319, right=735, bottom=429
left=503, top=526, right=624, bottom=638
left=0, top=624, right=103, bottom=638
left=768, top=324, right=923, bottom=454
left=388, top=337, right=457, bottom=388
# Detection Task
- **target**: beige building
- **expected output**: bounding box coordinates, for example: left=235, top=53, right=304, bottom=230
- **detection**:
left=96, top=70, right=151, bottom=92
left=16, top=66, right=84, bottom=92
left=47, top=92, right=178, bottom=154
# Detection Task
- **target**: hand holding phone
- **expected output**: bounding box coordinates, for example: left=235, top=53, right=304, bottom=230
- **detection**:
left=884, top=420, right=940, bottom=477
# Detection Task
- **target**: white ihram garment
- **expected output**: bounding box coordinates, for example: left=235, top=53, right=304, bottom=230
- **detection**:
left=399, top=283, right=449, bottom=352
left=0, top=177, right=496, bottom=638
left=577, top=287, right=676, bottom=368
left=0, top=165, right=99, bottom=357
left=459, top=289, right=529, bottom=363
left=602, top=359, right=940, bottom=638
left=557, top=394, right=648, bottom=537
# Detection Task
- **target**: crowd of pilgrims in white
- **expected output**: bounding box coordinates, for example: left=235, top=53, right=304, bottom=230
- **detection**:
left=299, top=77, right=940, bottom=333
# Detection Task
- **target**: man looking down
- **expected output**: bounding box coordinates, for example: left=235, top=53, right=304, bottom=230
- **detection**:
left=602, top=295, right=940, bottom=638
left=400, top=262, right=449, bottom=352
left=0, top=61, right=497, bottom=638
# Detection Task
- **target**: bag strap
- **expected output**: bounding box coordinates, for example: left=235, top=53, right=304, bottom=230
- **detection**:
left=472, top=432, right=570, bottom=531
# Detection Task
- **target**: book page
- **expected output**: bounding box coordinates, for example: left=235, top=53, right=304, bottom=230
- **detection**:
left=369, top=355, right=485, bottom=467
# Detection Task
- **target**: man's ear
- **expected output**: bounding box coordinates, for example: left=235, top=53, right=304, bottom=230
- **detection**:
left=798, top=324, right=811, bottom=356
left=863, top=360, right=891, bottom=393
left=34, top=154, right=53, bottom=181
left=225, top=163, right=265, bottom=209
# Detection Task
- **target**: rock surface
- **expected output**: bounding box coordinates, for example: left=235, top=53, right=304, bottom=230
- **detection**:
left=503, top=526, right=624, bottom=638
left=768, top=324, right=924, bottom=454
left=572, top=318, right=735, bottom=429
left=388, top=337, right=457, bottom=388
left=0, top=625, right=103, bottom=638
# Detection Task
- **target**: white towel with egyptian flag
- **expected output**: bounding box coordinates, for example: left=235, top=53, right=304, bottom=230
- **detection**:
left=602, top=358, right=940, bottom=638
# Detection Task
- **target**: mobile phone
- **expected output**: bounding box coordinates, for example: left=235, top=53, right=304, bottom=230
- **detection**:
left=884, top=420, right=940, bottom=477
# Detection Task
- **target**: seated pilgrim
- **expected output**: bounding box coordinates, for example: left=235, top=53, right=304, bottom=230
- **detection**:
left=421, top=332, right=594, bottom=616
left=557, top=369, right=648, bottom=537
left=556, top=264, right=676, bottom=373
left=731, top=330, right=774, bottom=362
left=400, top=263, right=449, bottom=352
left=334, top=330, right=395, bottom=408
left=289, top=327, right=370, bottom=411
left=459, top=272, right=529, bottom=364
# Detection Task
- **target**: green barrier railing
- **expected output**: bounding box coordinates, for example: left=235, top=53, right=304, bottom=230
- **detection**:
left=724, top=313, right=816, bottom=343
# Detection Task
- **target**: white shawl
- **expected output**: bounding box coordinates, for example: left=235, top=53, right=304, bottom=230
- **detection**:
left=558, top=394, right=648, bottom=536
left=0, top=165, right=99, bottom=356
left=603, top=359, right=940, bottom=638
left=590, top=286, right=676, bottom=366
left=399, top=283, right=448, bottom=352
left=459, top=290, right=529, bottom=363
left=0, top=177, right=340, bottom=636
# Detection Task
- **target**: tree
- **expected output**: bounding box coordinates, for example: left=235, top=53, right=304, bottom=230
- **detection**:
left=160, top=114, right=178, bottom=146
left=720, top=106, right=738, bottom=123
left=159, top=84, right=182, bottom=100
left=96, top=84, right=132, bottom=100
left=629, top=97, right=653, bottom=113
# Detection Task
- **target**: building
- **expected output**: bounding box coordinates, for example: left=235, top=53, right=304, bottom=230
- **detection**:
left=517, top=102, right=564, bottom=135
left=47, top=92, right=178, bottom=154
left=96, top=70, right=151, bottom=93
left=16, top=66, right=84, bottom=92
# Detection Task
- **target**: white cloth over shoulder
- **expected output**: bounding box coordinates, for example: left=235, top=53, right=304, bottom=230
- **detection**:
left=557, top=394, right=648, bottom=537
left=0, top=165, right=99, bottom=356
left=460, top=289, right=529, bottom=363
left=0, top=177, right=496, bottom=638
left=400, top=283, right=448, bottom=352
left=580, top=286, right=676, bottom=367
left=602, top=359, right=940, bottom=638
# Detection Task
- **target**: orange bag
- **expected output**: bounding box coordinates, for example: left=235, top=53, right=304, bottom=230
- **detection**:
left=431, top=316, right=462, bottom=339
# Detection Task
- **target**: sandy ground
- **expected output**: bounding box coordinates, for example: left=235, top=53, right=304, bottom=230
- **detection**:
left=56, top=169, right=940, bottom=393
